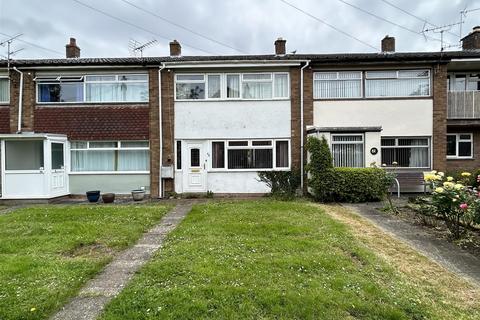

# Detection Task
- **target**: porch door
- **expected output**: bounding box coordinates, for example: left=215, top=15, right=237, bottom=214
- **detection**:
left=183, top=141, right=207, bottom=192
left=50, top=141, right=67, bottom=195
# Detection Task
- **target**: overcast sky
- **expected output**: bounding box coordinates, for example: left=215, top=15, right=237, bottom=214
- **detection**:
left=0, top=0, right=479, bottom=59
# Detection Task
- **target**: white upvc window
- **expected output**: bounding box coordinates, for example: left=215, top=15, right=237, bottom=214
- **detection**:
left=331, top=134, right=364, bottom=168
left=447, top=133, right=473, bottom=159
left=70, top=140, right=149, bottom=173
left=210, top=139, right=290, bottom=171
left=381, top=137, right=430, bottom=168
left=365, top=69, right=430, bottom=98
left=175, top=72, right=289, bottom=101
left=0, top=76, right=10, bottom=103
left=313, top=71, right=362, bottom=99
left=36, top=73, right=149, bottom=103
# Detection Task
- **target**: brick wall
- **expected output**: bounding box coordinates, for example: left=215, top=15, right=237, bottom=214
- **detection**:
left=160, top=69, right=175, bottom=193
left=446, top=128, right=480, bottom=172
left=0, top=107, right=10, bottom=133
left=9, top=69, right=35, bottom=133
left=34, top=106, right=149, bottom=140
left=148, top=68, right=160, bottom=198
left=432, top=63, right=448, bottom=172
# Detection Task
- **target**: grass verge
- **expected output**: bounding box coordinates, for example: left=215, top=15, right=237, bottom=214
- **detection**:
left=0, top=204, right=170, bottom=320
left=100, top=200, right=480, bottom=319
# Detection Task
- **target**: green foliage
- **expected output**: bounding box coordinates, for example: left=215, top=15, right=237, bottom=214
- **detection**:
left=424, top=171, right=480, bottom=239
left=306, top=135, right=333, bottom=173
left=258, top=170, right=300, bottom=200
left=306, top=136, right=393, bottom=203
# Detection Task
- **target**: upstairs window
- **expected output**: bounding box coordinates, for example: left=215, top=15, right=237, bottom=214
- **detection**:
left=85, top=74, right=148, bottom=102
left=365, top=70, right=430, bottom=97
left=448, top=74, right=480, bottom=91
left=175, top=72, right=289, bottom=100
left=0, top=77, right=10, bottom=103
left=36, top=74, right=148, bottom=103
left=314, top=71, right=362, bottom=99
left=447, top=133, right=473, bottom=158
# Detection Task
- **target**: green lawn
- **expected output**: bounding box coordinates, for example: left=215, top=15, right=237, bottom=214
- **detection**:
left=0, top=204, right=170, bottom=320
left=100, top=200, right=480, bottom=320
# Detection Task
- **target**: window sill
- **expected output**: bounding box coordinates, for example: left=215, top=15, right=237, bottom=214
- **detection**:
left=447, top=157, right=474, bottom=160
left=175, top=98, right=290, bottom=102
left=36, top=102, right=149, bottom=107
left=314, top=96, right=432, bottom=101
left=208, top=168, right=291, bottom=173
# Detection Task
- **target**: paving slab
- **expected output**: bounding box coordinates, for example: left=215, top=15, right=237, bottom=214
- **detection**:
left=50, top=202, right=193, bottom=320
left=344, top=202, right=480, bottom=286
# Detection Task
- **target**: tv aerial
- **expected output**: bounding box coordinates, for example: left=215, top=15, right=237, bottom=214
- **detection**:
left=129, top=39, right=158, bottom=57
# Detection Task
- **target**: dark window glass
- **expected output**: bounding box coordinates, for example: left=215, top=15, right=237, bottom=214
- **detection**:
left=228, top=141, right=248, bottom=147
left=276, top=141, right=289, bottom=167
left=252, top=140, right=272, bottom=146
left=381, top=138, right=395, bottom=146
left=38, top=82, right=83, bottom=102
left=447, top=135, right=457, bottom=156
left=176, top=141, right=182, bottom=170
left=51, top=143, right=64, bottom=170
left=212, top=142, right=225, bottom=168
left=6, top=140, right=44, bottom=170
left=176, top=83, right=205, bottom=99
left=459, top=141, right=472, bottom=157
left=190, top=148, right=200, bottom=167
left=227, top=149, right=273, bottom=169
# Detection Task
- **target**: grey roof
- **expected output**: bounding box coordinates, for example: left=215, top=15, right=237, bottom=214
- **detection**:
left=1, top=50, right=480, bottom=67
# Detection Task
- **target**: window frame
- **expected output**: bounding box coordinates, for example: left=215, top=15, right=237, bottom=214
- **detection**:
left=330, top=133, right=365, bottom=168
left=0, top=76, right=10, bottom=104
left=35, top=73, right=149, bottom=104
left=447, top=133, right=473, bottom=159
left=174, top=72, right=290, bottom=101
left=208, top=139, right=291, bottom=172
left=380, top=136, right=431, bottom=169
left=365, top=69, right=431, bottom=98
left=313, top=71, right=363, bottom=100
left=70, top=140, right=150, bottom=174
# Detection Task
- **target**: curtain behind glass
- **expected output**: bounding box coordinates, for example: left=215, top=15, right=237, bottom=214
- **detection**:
left=242, top=82, right=272, bottom=99
left=86, top=82, right=148, bottom=102
left=0, top=79, right=9, bottom=102
left=274, top=74, right=288, bottom=98
left=227, top=75, right=240, bottom=98
left=71, top=150, right=115, bottom=171
left=118, top=150, right=149, bottom=171
left=366, top=78, right=429, bottom=97
left=332, top=143, right=363, bottom=167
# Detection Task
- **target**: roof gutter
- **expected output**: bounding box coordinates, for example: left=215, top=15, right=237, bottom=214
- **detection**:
left=12, top=67, right=23, bottom=133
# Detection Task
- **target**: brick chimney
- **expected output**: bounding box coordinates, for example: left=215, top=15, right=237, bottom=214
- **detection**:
left=462, top=26, right=480, bottom=50
left=274, top=38, right=286, bottom=55
left=381, top=35, right=395, bottom=52
left=170, top=40, right=181, bottom=56
left=65, top=38, right=80, bottom=58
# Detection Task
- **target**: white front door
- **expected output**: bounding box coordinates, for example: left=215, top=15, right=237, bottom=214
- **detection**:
left=50, top=141, right=68, bottom=196
left=183, top=141, right=207, bottom=193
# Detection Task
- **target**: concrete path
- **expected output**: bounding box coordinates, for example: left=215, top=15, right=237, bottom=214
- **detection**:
left=51, top=202, right=193, bottom=320
left=344, top=203, right=480, bottom=285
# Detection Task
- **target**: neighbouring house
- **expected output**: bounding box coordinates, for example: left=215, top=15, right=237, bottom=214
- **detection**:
left=1, top=29, right=480, bottom=199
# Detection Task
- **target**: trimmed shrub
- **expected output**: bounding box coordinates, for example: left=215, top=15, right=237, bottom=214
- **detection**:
left=258, top=170, right=301, bottom=200
left=309, top=167, right=393, bottom=203
left=306, top=136, right=393, bottom=203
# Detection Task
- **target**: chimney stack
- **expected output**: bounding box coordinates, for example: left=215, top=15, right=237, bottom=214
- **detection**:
left=169, top=40, right=181, bottom=56
left=274, top=38, right=286, bottom=55
left=381, top=35, right=395, bottom=52
left=462, top=26, right=480, bottom=50
left=66, top=38, right=80, bottom=58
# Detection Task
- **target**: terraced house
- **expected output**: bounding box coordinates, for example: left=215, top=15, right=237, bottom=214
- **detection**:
left=1, top=28, right=480, bottom=199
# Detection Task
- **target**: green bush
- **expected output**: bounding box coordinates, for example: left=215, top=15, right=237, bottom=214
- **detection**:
left=306, top=136, right=393, bottom=203
left=258, top=170, right=300, bottom=200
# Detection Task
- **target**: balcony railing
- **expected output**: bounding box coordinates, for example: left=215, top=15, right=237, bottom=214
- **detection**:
left=448, top=91, right=480, bottom=119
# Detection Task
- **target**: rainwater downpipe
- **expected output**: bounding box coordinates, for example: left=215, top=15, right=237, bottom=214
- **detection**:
left=300, top=60, right=310, bottom=194
left=158, top=63, right=166, bottom=198
left=13, top=67, right=23, bottom=133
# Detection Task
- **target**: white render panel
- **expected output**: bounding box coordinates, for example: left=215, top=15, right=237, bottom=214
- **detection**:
left=313, top=99, right=433, bottom=136
left=206, top=172, right=270, bottom=193
left=175, top=100, right=291, bottom=139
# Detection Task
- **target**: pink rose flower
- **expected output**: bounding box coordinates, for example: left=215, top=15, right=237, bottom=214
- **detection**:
left=460, top=203, right=468, bottom=210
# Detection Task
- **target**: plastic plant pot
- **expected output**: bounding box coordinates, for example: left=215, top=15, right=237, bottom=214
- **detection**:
left=86, top=190, right=100, bottom=203
left=102, top=193, right=115, bottom=204
left=131, top=189, right=146, bottom=201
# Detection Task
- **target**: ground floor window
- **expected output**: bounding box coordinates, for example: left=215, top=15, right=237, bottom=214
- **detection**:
left=71, top=141, right=149, bottom=172
left=211, top=139, right=289, bottom=170
left=331, top=134, right=364, bottom=168
left=5, top=140, right=44, bottom=170
left=447, top=133, right=473, bottom=158
left=381, top=137, right=430, bottom=168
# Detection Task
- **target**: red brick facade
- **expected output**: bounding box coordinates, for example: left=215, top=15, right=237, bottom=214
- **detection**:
left=432, top=63, right=448, bottom=172
left=160, top=69, right=175, bottom=193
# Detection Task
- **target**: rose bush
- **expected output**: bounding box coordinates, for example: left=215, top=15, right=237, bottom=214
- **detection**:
left=424, top=171, right=480, bottom=239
